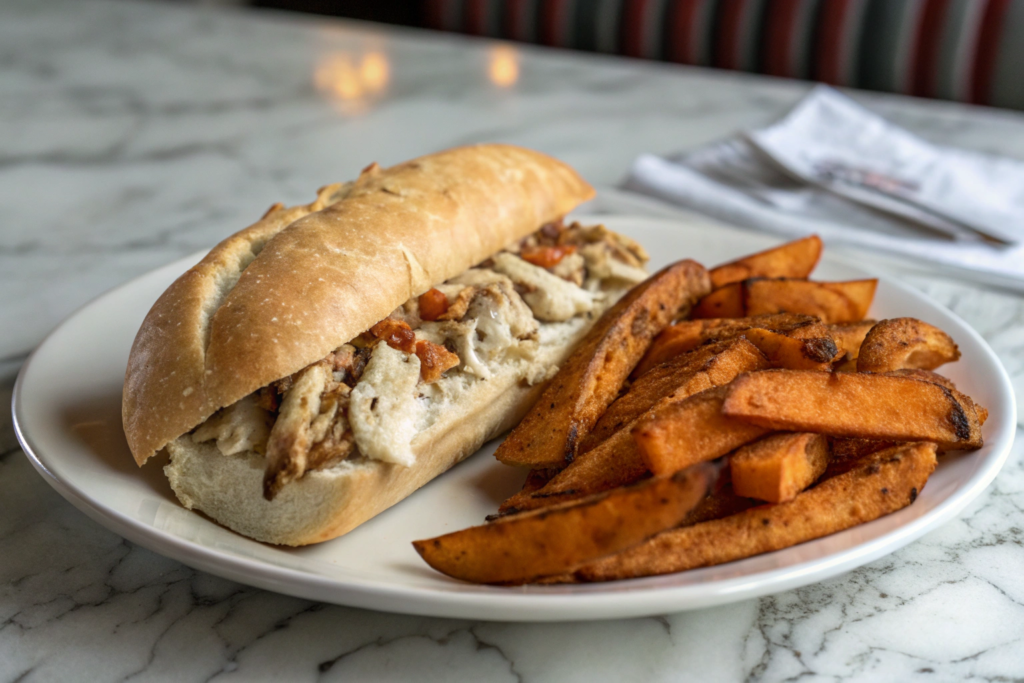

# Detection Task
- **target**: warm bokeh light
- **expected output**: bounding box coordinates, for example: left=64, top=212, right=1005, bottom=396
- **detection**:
left=489, top=46, right=519, bottom=88
left=314, top=51, right=390, bottom=111
left=360, top=52, right=389, bottom=92
left=315, top=54, right=363, bottom=101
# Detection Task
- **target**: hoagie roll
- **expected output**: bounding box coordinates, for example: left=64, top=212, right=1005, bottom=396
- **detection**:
left=123, top=144, right=649, bottom=545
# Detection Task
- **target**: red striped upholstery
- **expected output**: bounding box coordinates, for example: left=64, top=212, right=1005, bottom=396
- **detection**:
left=422, top=0, right=1023, bottom=109
left=815, top=0, right=855, bottom=85
left=666, top=0, right=718, bottom=65
left=909, top=0, right=947, bottom=98
left=972, top=0, right=1012, bottom=105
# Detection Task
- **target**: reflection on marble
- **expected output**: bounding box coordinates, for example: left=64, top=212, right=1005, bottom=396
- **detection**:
left=2, top=0, right=1024, bottom=680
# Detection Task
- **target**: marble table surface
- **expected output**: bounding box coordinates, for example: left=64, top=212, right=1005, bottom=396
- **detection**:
left=3, top=0, right=1024, bottom=680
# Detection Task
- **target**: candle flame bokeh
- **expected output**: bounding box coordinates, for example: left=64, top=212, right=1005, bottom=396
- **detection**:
left=315, top=51, right=390, bottom=110
left=360, top=52, right=389, bottom=92
left=488, top=46, right=519, bottom=88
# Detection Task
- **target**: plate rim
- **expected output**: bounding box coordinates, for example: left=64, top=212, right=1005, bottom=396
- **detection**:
left=11, top=215, right=1017, bottom=621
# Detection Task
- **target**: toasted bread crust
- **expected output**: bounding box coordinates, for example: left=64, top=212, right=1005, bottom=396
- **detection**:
left=123, top=145, right=594, bottom=466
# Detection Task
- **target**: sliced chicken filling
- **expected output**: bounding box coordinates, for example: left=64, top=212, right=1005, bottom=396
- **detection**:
left=189, top=221, right=650, bottom=500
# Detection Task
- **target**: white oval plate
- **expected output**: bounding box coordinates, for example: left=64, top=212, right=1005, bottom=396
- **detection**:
left=13, top=215, right=1016, bottom=622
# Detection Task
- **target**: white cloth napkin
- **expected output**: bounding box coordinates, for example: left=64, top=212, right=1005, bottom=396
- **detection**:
left=623, top=86, right=1024, bottom=292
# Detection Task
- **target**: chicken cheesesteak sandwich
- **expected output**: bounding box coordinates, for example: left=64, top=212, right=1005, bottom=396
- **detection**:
left=122, top=144, right=654, bottom=546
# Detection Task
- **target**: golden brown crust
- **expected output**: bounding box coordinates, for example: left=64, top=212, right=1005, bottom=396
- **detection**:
left=709, top=234, right=822, bottom=288
left=123, top=188, right=341, bottom=466
left=412, top=465, right=715, bottom=585
left=584, top=338, right=769, bottom=451
left=633, top=313, right=818, bottom=377
left=729, top=432, right=829, bottom=503
left=634, top=386, right=771, bottom=475
left=692, top=278, right=878, bottom=323
left=567, top=442, right=937, bottom=582
left=123, top=145, right=594, bottom=466
left=827, top=320, right=876, bottom=361
left=721, top=369, right=984, bottom=450
left=496, top=427, right=646, bottom=516
left=856, top=317, right=961, bottom=373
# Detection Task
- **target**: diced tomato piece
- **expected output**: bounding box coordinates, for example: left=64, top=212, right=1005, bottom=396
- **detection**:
left=519, top=244, right=576, bottom=269
left=418, top=288, right=450, bottom=321
left=415, top=340, right=460, bottom=382
left=369, top=318, right=417, bottom=354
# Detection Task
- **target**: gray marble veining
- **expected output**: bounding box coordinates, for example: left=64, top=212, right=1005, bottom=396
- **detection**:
left=2, top=0, right=1023, bottom=680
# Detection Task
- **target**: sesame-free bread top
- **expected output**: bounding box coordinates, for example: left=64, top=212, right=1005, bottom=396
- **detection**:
left=123, top=144, right=595, bottom=466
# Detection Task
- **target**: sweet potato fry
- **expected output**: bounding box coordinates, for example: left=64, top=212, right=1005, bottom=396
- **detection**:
left=887, top=368, right=957, bottom=390
left=730, top=433, right=829, bottom=503
left=741, top=327, right=838, bottom=371
left=501, top=424, right=677, bottom=518
left=679, top=479, right=759, bottom=527
left=494, top=260, right=711, bottom=468
left=585, top=338, right=769, bottom=451
left=532, top=475, right=758, bottom=584
left=832, top=357, right=858, bottom=372
left=497, top=428, right=647, bottom=515
left=635, top=313, right=821, bottom=376
left=824, top=437, right=898, bottom=479
left=827, top=320, right=876, bottom=360
left=828, top=320, right=876, bottom=371
left=857, top=318, right=961, bottom=373
left=519, top=468, right=560, bottom=496
left=566, top=442, right=937, bottom=582
left=669, top=464, right=759, bottom=529
left=498, top=339, right=770, bottom=515
left=634, top=386, right=772, bottom=476
left=828, top=279, right=876, bottom=321
left=744, top=278, right=876, bottom=323
left=634, top=322, right=710, bottom=373
left=692, top=284, right=744, bottom=318
left=886, top=369, right=988, bottom=425
left=413, top=464, right=717, bottom=584
left=709, top=235, right=823, bottom=288
left=722, top=370, right=983, bottom=450
left=693, top=279, right=877, bottom=324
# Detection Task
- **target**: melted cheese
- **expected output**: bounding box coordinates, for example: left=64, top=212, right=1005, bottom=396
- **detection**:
left=191, top=394, right=273, bottom=455
left=348, top=343, right=423, bottom=466
left=491, top=253, right=600, bottom=322
left=580, top=242, right=648, bottom=286
left=193, top=224, right=649, bottom=482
